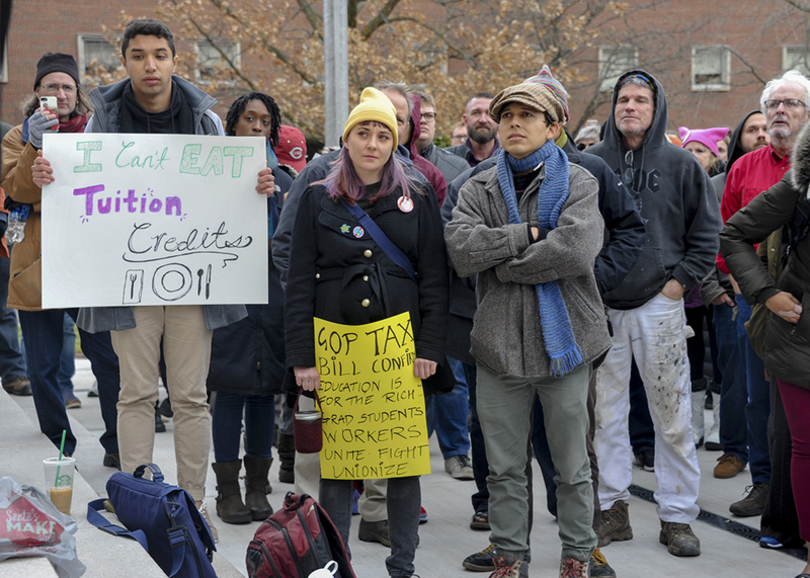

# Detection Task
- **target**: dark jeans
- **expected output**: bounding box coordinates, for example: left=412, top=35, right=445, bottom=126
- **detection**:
left=321, top=476, right=420, bottom=577
left=19, top=308, right=120, bottom=455
left=212, top=392, right=275, bottom=462
left=736, top=295, right=771, bottom=484
left=0, top=256, right=26, bottom=381
left=685, top=304, right=718, bottom=382
left=425, top=357, right=471, bottom=459
left=59, top=314, right=76, bottom=400
left=466, top=362, right=490, bottom=515
left=714, top=302, right=748, bottom=462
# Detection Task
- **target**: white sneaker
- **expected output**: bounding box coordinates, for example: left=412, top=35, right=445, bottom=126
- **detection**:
left=444, top=455, right=474, bottom=480
left=199, top=501, right=219, bottom=543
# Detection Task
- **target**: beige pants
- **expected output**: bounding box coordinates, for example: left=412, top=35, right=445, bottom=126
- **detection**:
left=111, top=306, right=213, bottom=501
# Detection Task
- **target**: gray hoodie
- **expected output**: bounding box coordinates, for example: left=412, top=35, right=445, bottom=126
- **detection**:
left=588, top=70, right=722, bottom=310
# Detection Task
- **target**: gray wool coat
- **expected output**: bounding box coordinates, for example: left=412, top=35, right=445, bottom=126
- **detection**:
left=444, top=162, right=612, bottom=378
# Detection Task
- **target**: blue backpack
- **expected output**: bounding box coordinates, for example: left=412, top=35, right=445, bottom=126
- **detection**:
left=87, top=463, right=216, bottom=578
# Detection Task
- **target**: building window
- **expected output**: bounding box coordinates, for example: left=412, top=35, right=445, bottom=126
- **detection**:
left=197, top=39, right=240, bottom=84
left=784, top=46, right=810, bottom=77
left=598, top=46, right=637, bottom=92
left=77, top=35, right=121, bottom=82
left=691, top=46, right=730, bottom=91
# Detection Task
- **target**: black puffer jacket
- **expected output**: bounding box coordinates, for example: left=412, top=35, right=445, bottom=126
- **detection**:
left=720, top=122, right=810, bottom=389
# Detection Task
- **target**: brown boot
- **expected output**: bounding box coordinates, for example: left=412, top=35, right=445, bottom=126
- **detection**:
left=244, top=455, right=274, bottom=521
left=212, top=460, right=252, bottom=524
left=277, top=433, right=295, bottom=484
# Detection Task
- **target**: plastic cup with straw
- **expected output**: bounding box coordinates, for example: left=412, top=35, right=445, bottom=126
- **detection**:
left=44, top=430, right=74, bottom=514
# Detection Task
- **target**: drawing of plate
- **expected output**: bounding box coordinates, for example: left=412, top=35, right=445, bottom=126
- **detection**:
left=152, top=263, right=193, bottom=301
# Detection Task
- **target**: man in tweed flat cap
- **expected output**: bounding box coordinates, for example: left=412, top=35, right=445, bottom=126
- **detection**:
left=445, top=78, right=611, bottom=578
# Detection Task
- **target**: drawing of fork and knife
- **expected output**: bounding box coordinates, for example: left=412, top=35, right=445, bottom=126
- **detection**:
left=197, top=265, right=212, bottom=298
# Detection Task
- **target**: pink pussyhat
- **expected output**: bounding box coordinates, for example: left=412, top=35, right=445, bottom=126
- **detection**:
left=678, top=126, right=730, bottom=157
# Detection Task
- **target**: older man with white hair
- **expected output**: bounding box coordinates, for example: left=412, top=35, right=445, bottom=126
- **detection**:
left=713, top=70, right=810, bottom=518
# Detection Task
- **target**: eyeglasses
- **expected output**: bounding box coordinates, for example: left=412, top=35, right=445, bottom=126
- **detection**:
left=764, top=98, right=807, bottom=111
left=623, top=150, right=635, bottom=187
left=420, top=112, right=436, bottom=121
left=40, top=83, right=76, bottom=95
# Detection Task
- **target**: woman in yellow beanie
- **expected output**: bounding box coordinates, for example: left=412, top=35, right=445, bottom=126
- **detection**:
left=284, top=87, right=450, bottom=577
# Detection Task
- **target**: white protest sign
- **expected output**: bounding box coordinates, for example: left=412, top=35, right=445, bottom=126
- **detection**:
left=41, top=133, right=268, bottom=308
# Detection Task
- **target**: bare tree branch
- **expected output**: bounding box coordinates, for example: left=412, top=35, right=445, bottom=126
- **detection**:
left=361, top=0, right=403, bottom=39
left=166, top=0, right=260, bottom=91
left=727, top=48, right=769, bottom=85
left=296, top=0, right=324, bottom=33
left=205, top=0, right=321, bottom=84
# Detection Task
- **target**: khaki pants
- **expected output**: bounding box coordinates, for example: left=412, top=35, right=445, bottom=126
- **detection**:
left=111, top=306, right=212, bottom=501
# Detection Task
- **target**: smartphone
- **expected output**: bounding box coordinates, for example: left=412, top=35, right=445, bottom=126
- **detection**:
left=39, top=96, right=58, bottom=112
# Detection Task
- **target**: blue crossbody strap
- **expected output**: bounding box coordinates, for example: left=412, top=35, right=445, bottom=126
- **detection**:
left=87, top=498, right=149, bottom=552
left=164, top=503, right=188, bottom=577
left=340, top=200, right=418, bottom=282
left=87, top=498, right=187, bottom=577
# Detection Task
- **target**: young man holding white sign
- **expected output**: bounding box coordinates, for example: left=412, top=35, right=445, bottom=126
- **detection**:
left=31, top=19, right=275, bottom=538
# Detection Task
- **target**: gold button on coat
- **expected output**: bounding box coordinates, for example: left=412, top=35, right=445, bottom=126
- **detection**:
left=363, top=275, right=369, bottom=281
left=361, top=299, right=371, bottom=307
left=364, top=249, right=373, bottom=258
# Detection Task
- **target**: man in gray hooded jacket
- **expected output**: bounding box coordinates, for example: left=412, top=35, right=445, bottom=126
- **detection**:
left=587, top=70, right=721, bottom=557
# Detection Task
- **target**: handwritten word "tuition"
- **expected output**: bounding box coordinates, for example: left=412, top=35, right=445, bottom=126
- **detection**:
left=74, top=186, right=181, bottom=219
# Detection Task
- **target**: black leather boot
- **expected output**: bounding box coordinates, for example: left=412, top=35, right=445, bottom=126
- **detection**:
left=244, top=455, right=274, bottom=521
left=277, top=433, right=295, bottom=484
left=212, top=459, right=252, bottom=524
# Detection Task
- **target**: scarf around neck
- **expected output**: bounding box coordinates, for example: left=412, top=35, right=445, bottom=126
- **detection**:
left=496, top=139, right=583, bottom=377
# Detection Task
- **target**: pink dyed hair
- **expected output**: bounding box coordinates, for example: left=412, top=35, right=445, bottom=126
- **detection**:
left=318, top=122, right=420, bottom=205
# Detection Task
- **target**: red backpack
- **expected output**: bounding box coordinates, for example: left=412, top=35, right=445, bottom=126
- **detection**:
left=246, top=492, right=356, bottom=578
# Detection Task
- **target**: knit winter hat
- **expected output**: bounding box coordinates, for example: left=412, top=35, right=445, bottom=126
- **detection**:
left=575, top=119, right=601, bottom=143
left=34, top=53, right=80, bottom=90
left=524, top=65, right=569, bottom=122
left=276, top=125, right=307, bottom=173
left=343, top=87, right=399, bottom=149
left=678, top=126, right=730, bottom=157
left=489, top=81, right=564, bottom=125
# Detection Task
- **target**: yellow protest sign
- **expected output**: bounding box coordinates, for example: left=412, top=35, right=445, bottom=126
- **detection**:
left=314, top=312, right=431, bottom=480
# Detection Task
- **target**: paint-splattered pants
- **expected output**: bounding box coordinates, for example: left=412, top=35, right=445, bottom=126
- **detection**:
left=595, top=293, right=701, bottom=524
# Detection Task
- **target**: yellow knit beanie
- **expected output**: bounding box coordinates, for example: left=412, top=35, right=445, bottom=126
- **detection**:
left=343, top=87, right=399, bottom=149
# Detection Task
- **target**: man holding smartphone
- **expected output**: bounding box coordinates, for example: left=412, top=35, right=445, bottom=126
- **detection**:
left=1, top=53, right=123, bottom=469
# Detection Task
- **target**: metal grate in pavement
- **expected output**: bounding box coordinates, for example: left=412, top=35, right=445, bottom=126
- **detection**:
left=629, top=484, right=808, bottom=562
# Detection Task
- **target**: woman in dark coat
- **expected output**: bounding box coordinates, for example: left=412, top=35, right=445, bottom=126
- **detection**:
left=284, top=87, right=449, bottom=578
left=720, top=120, right=810, bottom=578
left=207, top=92, right=289, bottom=525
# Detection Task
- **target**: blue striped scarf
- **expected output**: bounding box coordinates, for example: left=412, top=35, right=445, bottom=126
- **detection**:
left=496, top=140, right=583, bottom=377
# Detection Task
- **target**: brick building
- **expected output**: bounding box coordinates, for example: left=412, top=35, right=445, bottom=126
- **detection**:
left=3, top=0, right=810, bottom=137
